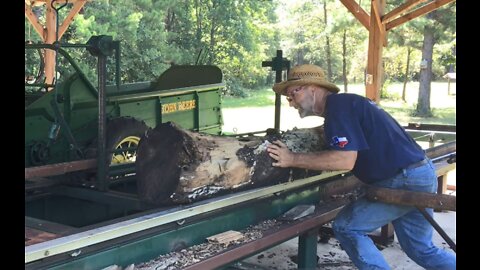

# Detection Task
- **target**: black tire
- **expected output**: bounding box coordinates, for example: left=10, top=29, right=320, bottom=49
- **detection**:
left=105, top=117, right=149, bottom=165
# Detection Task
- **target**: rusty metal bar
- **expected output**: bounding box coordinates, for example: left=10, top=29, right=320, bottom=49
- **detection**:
left=25, top=159, right=97, bottom=179
left=416, top=207, right=456, bottom=252
left=183, top=201, right=345, bottom=270
left=365, top=186, right=456, bottom=211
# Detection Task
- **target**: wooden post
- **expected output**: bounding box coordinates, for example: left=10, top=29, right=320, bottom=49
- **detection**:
left=25, top=0, right=87, bottom=89
left=366, top=0, right=386, bottom=102
left=44, top=0, right=57, bottom=87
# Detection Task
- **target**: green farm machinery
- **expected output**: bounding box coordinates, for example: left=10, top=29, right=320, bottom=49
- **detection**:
left=25, top=36, right=225, bottom=187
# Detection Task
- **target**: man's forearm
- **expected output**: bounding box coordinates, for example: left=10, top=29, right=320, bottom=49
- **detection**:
left=291, top=150, right=356, bottom=171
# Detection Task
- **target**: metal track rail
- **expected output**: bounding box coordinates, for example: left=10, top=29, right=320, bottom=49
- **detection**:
left=25, top=170, right=346, bottom=263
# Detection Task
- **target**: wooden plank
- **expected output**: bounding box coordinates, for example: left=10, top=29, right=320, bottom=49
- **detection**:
left=339, top=0, right=370, bottom=29
left=25, top=227, right=61, bottom=246
left=206, top=230, right=244, bottom=246
left=371, top=0, right=387, bottom=46
left=25, top=159, right=97, bottom=179
left=447, top=185, right=456, bottom=191
left=26, top=0, right=87, bottom=4
left=382, top=0, right=427, bottom=24
left=405, top=123, right=456, bottom=132
left=425, top=141, right=456, bottom=160
left=434, top=160, right=456, bottom=179
left=365, top=186, right=456, bottom=211
left=365, top=0, right=385, bottom=102
left=25, top=3, right=45, bottom=41
left=25, top=217, right=77, bottom=236
left=386, top=0, right=455, bottom=30
left=44, top=0, right=57, bottom=86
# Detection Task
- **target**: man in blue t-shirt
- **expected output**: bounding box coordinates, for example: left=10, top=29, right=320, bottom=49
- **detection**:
left=267, top=64, right=455, bottom=270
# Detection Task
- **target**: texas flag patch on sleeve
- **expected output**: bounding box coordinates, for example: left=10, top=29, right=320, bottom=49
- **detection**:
left=331, top=136, right=349, bottom=148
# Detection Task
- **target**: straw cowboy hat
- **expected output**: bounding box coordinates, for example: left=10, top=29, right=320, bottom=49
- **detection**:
left=273, top=64, right=340, bottom=95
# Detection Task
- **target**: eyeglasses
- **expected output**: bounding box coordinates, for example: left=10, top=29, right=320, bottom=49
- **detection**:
left=286, top=86, right=304, bottom=102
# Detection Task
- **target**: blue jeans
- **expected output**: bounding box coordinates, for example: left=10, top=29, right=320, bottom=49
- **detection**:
left=332, top=159, right=456, bottom=270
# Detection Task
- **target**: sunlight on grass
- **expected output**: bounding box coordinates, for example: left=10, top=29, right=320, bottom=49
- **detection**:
left=222, top=82, right=456, bottom=126
left=222, top=88, right=276, bottom=108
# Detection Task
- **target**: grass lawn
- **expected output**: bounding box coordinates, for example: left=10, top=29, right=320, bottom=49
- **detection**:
left=222, top=81, right=456, bottom=126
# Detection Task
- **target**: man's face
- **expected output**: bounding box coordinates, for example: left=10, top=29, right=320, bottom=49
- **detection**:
left=285, top=85, right=315, bottom=118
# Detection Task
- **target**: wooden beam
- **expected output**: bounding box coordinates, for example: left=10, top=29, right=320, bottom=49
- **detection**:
left=25, top=0, right=88, bottom=87
left=58, top=0, right=87, bottom=39
left=382, top=0, right=427, bottom=24
left=26, top=0, right=86, bottom=4
left=44, top=0, right=57, bottom=86
left=386, top=0, right=455, bottom=31
left=365, top=0, right=385, bottom=102
left=25, top=3, right=45, bottom=41
left=366, top=186, right=456, bottom=211
left=25, top=159, right=97, bottom=179
left=339, top=0, right=370, bottom=29
left=371, top=0, right=387, bottom=46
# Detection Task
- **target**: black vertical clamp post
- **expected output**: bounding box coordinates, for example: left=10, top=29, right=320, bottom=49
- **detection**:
left=262, top=50, right=290, bottom=132
left=87, top=35, right=115, bottom=192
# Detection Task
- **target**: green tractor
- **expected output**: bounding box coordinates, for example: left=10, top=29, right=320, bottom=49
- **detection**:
left=25, top=36, right=225, bottom=184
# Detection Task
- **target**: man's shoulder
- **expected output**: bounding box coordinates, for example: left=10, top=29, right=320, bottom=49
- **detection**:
left=329, top=93, right=366, bottom=103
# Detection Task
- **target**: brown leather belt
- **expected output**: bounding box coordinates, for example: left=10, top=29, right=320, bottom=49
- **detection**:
left=404, top=157, right=428, bottom=170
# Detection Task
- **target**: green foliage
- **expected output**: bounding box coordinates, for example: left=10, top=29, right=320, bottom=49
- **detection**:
left=25, top=0, right=455, bottom=95
left=383, top=46, right=421, bottom=81
left=437, top=38, right=456, bottom=73
left=380, top=79, right=401, bottom=101
left=223, top=74, right=248, bottom=98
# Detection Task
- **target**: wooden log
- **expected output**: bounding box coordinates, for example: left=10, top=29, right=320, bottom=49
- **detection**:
left=135, top=122, right=327, bottom=205
left=365, top=186, right=456, bottom=211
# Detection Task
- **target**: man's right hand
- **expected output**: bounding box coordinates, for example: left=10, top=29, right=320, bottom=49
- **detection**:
left=266, top=140, right=295, bottom=167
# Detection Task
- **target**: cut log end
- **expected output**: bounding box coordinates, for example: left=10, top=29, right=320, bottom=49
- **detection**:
left=136, top=122, right=328, bottom=205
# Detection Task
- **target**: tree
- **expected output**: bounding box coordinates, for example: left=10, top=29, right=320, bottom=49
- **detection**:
left=415, top=2, right=456, bottom=117
left=323, top=0, right=332, bottom=81
left=385, top=24, right=423, bottom=102
left=330, top=1, right=367, bottom=91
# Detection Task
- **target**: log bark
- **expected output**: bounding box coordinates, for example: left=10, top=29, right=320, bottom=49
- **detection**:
left=136, top=122, right=328, bottom=205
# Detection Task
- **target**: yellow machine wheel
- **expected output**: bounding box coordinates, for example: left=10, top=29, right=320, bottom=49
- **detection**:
left=105, top=117, right=148, bottom=166
left=111, top=136, right=141, bottom=164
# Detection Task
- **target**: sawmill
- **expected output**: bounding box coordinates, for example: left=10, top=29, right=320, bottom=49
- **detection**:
left=25, top=0, right=456, bottom=269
